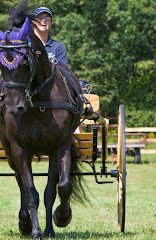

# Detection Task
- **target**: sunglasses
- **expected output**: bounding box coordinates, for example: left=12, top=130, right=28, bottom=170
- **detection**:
left=37, top=16, right=52, bottom=21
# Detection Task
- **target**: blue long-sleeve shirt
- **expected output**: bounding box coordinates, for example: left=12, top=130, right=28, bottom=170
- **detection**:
left=45, top=36, right=68, bottom=66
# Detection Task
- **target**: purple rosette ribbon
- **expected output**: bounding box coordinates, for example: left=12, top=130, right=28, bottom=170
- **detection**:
left=0, top=17, right=31, bottom=70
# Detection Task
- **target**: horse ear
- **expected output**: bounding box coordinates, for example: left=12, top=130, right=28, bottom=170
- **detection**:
left=0, top=30, right=5, bottom=41
left=17, top=17, right=31, bottom=41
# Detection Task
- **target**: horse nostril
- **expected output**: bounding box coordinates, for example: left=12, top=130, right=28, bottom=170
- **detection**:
left=17, top=106, right=26, bottom=113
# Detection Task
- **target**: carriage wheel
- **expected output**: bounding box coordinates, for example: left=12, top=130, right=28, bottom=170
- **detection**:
left=117, top=105, right=126, bottom=232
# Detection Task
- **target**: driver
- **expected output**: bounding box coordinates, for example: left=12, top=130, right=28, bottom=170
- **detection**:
left=33, top=7, right=68, bottom=67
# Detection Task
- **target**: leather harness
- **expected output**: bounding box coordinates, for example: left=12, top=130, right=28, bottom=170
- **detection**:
left=0, top=30, right=88, bottom=116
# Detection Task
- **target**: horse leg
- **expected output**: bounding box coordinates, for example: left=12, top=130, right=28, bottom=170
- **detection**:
left=19, top=165, right=42, bottom=239
left=53, top=145, right=72, bottom=227
left=11, top=148, right=42, bottom=239
left=16, top=175, right=32, bottom=236
left=0, top=135, right=32, bottom=236
left=21, top=167, right=42, bottom=239
left=43, top=160, right=59, bottom=238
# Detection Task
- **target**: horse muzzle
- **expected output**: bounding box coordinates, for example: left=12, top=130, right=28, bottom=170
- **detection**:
left=6, top=102, right=27, bottom=115
left=6, top=89, right=27, bottom=116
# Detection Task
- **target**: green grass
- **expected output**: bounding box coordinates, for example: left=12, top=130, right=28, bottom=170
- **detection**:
left=145, top=142, right=156, bottom=149
left=0, top=158, right=156, bottom=240
left=125, top=154, right=156, bottom=164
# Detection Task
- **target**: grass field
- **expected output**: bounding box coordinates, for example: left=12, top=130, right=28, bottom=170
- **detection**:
left=0, top=155, right=156, bottom=240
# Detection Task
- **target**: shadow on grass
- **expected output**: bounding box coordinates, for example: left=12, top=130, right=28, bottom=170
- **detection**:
left=4, top=229, right=138, bottom=240
left=125, top=160, right=150, bottom=164
left=97, top=160, right=152, bottom=164
left=3, top=230, right=32, bottom=239
left=56, top=230, right=137, bottom=239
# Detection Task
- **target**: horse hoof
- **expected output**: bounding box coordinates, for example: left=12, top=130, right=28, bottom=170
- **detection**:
left=32, top=230, right=43, bottom=239
left=53, top=206, right=72, bottom=227
left=43, top=228, right=55, bottom=239
left=19, top=219, right=32, bottom=236
left=33, top=235, right=42, bottom=240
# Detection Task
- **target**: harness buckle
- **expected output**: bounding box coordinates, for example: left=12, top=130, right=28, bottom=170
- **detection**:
left=36, top=51, right=41, bottom=57
left=40, top=107, right=46, bottom=112
left=49, top=57, right=58, bottom=65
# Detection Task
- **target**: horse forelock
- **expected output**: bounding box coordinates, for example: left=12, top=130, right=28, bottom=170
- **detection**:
left=9, top=0, right=31, bottom=28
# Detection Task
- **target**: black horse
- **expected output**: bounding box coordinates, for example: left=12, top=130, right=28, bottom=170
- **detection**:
left=0, top=1, right=87, bottom=239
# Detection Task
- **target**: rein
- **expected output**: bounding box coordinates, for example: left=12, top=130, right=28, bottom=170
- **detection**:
left=31, top=61, right=56, bottom=97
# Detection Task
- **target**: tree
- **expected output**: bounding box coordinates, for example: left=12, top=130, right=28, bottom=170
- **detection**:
left=51, top=0, right=156, bottom=116
left=0, top=0, right=156, bottom=123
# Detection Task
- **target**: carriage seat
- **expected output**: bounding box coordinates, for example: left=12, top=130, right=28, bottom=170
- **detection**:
left=79, top=80, right=99, bottom=113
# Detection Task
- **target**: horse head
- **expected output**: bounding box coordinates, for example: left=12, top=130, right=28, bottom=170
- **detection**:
left=0, top=17, right=37, bottom=115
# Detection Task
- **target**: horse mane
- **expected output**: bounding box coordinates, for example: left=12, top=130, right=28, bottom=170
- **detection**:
left=9, top=0, right=35, bottom=28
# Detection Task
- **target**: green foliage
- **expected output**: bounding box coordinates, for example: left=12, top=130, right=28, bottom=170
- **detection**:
left=148, top=132, right=156, bottom=139
left=0, top=0, right=156, bottom=126
left=105, top=0, right=156, bottom=110
left=125, top=107, right=156, bottom=127
left=0, top=14, right=9, bottom=32
left=52, top=0, right=156, bottom=119
left=0, top=0, right=20, bottom=14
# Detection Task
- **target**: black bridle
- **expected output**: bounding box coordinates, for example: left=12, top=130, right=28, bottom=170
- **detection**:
left=0, top=31, right=56, bottom=107
left=0, top=31, right=83, bottom=116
